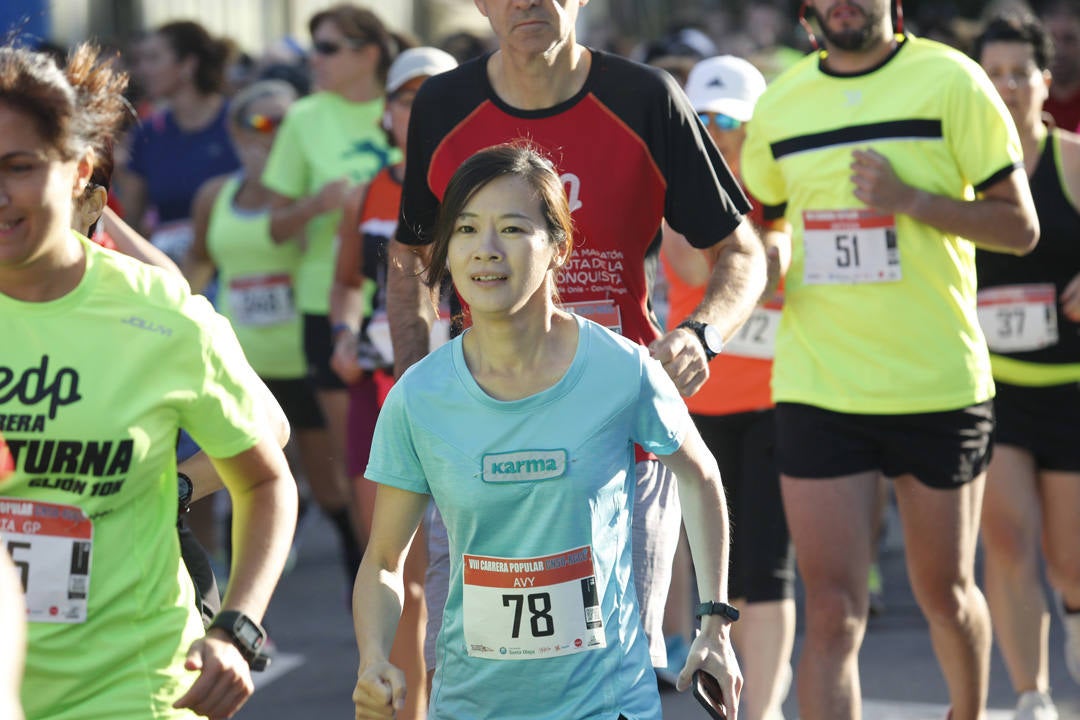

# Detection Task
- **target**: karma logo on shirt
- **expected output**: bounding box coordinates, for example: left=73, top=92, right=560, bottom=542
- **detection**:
left=482, top=449, right=568, bottom=483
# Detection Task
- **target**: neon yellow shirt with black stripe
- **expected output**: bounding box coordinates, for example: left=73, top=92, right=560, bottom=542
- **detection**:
left=207, top=175, right=307, bottom=379
left=741, top=35, right=1023, bottom=414
left=0, top=234, right=263, bottom=719
left=261, top=92, right=398, bottom=314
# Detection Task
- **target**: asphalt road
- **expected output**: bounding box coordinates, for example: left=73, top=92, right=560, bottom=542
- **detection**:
left=235, top=501, right=1080, bottom=719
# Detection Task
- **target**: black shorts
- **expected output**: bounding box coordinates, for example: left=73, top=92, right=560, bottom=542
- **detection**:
left=775, top=400, right=994, bottom=489
left=263, top=377, right=326, bottom=431
left=694, top=410, right=794, bottom=603
left=302, top=313, right=346, bottom=390
left=993, top=381, right=1080, bottom=472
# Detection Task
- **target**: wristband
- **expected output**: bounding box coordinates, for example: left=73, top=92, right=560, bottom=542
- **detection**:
left=330, top=322, right=357, bottom=344
left=694, top=601, right=740, bottom=622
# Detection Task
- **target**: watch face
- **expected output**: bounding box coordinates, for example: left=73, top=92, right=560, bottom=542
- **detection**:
left=703, top=325, right=724, bottom=354
left=236, top=618, right=265, bottom=649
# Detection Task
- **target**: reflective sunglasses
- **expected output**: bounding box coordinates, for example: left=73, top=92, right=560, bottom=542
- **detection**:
left=239, top=114, right=284, bottom=134
left=312, top=39, right=365, bottom=55
left=698, top=112, right=742, bottom=131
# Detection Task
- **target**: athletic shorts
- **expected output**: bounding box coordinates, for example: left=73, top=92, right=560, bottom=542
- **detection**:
left=423, top=459, right=681, bottom=669
left=263, top=377, right=325, bottom=430
left=776, top=400, right=994, bottom=489
left=694, top=410, right=794, bottom=603
left=993, top=380, right=1080, bottom=472
left=302, top=313, right=347, bottom=390
left=344, top=371, right=394, bottom=479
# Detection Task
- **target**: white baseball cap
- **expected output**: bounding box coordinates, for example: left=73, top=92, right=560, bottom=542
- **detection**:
left=386, top=47, right=458, bottom=95
left=684, top=55, right=767, bottom=122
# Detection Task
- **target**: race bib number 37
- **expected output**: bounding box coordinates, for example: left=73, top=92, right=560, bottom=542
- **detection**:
left=978, top=284, right=1059, bottom=353
left=0, top=499, right=92, bottom=624
left=462, top=546, right=605, bottom=660
left=803, top=209, right=901, bottom=285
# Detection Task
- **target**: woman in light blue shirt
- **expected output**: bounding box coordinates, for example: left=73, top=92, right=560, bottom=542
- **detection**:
left=352, top=144, right=742, bottom=720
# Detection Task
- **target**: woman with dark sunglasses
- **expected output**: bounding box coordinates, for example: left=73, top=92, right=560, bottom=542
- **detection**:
left=260, top=6, right=406, bottom=590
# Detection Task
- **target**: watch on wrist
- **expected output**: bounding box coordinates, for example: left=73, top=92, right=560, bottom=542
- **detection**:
left=330, top=322, right=357, bottom=346
left=695, top=601, right=740, bottom=623
left=209, top=610, right=271, bottom=671
left=177, top=472, right=193, bottom=515
left=678, top=320, right=723, bottom=361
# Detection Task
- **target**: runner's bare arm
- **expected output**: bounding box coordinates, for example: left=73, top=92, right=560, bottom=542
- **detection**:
left=650, top=218, right=767, bottom=397
left=330, top=183, right=373, bottom=385
left=761, top=219, right=791, bottom=303
left=0, top=548, right=25, bottom=720
left=660, top=221, right=711, bottom=288
left=659, top=425, right=741, bottom=719
left=180, top=375, right=291, bottom=505
left=175, top=435, right=296, bottom=719
left=850, top=148, right=1038, bottom=255
left=352, top=485, right=430, bottom=719
left=98, top=207, right=183, bottom=277
left=112, top=162, right=149, bottom=236
left=386, top=239, right=437, bottom=378
left=268, top=180, right=350, bottom=245
left=184, top=176, right=227, bottom=293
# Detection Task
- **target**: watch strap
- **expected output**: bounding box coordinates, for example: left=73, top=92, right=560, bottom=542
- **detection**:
left=209, top=610, right=270, bottom=671
left=694, top=601, right=740, bottom=622
left=678, top=320, right=721, bottom=361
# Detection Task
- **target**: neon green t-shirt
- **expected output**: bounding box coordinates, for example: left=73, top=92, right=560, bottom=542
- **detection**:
left=207, top=175, right=307, bottom=379
left=0, top=235, right=262, bottom=719
left=741, top=35, right=1023, bottom=414
left=261, top=92, right=397, bottom=314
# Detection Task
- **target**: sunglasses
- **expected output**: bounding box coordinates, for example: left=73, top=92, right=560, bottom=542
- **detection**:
left=239, top=114, right=284, bottom=134
left=312, top=39, right=365, bottom=56
left=698, top=112, right=742, bottom=131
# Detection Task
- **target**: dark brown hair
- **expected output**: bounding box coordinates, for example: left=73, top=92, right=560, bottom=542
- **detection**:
left=309, top=4, right=397, bottom=85
left=156, top=20, right=232, bottom=95
left=973, top=13, right=1055, bottom=71
left=424, top=143, right=574, bottom=295
left=0, top=43, right=129, bottom=163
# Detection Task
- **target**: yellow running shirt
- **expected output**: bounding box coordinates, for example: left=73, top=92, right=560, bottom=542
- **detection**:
left=742, top=35, right=1023, bottom=414
left=261, top=92, right=397, bottom=315
left=0, top=234, right=262, bottom=719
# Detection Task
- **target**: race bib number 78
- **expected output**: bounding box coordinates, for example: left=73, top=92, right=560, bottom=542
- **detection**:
left=462, top=545, right=605, bottom=660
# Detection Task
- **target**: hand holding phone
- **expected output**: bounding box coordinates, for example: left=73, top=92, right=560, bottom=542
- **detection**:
left=692, top=669, right=727, bottom=720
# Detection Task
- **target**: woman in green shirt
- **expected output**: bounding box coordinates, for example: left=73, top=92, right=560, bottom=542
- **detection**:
left=262, top=7, right=402, bottom=574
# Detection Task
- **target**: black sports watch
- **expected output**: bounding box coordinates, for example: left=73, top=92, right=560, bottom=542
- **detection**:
left=678, top=320, right=723, bottom=361
left=177, top=472, right=194, bottom=515
left=209, top=610, right=271, bottom=671
left=695, top=601, right=740, bottom=623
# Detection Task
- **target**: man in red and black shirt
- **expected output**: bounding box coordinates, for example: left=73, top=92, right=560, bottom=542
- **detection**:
left=388, top=0, right=767, bottom=679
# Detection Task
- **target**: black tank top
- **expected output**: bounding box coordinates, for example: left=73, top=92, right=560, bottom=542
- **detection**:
left=976, top=130, right=1080, bottom=365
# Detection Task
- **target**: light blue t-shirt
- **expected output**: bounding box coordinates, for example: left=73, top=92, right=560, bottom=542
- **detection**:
left=366, top=314, right=688, bottom=720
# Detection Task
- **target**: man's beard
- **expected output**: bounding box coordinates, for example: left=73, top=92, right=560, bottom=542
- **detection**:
left=812, top=3, right=888, bottom=52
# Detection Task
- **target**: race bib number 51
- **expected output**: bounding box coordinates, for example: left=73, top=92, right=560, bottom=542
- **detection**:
left=0, top=499, right=92, bottom=623
left=803, top=209, right=901, bottom=285
left=462, top=546, right=605, bottom=660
